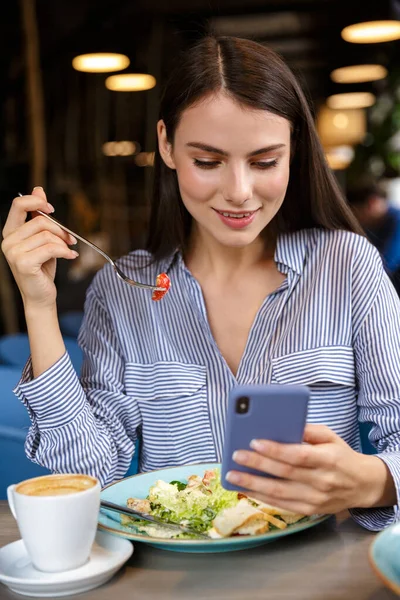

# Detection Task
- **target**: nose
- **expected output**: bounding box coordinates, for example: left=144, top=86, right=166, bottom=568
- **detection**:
left=222, top=163, right=252, bottom=206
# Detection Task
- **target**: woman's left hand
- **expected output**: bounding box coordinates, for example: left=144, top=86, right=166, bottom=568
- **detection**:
left=227, top=424, right=393, bottom=515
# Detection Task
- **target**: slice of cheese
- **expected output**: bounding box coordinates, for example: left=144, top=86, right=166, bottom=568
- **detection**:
left=234, top=513, right=270, bottom=535
left=212, top=499, right=269, bottom=537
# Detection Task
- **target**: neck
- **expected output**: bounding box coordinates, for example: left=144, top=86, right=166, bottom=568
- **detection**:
left=184, top=224, right=276, bottom=281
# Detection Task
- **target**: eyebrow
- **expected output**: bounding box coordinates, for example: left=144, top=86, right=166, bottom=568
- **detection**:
left=185, top=142, right=286, bottom=157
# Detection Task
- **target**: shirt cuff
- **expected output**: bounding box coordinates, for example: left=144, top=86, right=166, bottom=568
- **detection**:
left=13, top=352, right=86, bottom=429
left=350, top=452, right=400, bottom=531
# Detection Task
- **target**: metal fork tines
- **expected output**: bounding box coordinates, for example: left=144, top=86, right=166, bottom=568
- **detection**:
left=100, top=499, right=209, bottom=539
left=18, top=193, right=165, bottom=292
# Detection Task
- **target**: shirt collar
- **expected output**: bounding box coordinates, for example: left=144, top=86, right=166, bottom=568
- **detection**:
left=274, top=230, right=309, bottom=276
left=159, top=230, right=309, bottom=277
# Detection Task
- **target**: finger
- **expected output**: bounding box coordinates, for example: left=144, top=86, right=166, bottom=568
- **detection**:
left=13, top=231, right=72, bottom=254
left=2, top=215, right=76, bottom=249
left=303, top=424, right=344, bottom=446
left=16, top=244, right=78, bottom=275
left=226, top=470, right=325, bottom=511
left=249, top=438, right=322, bottom=468
left=2, top=190, right=55, bottom=238
left=30, top=187, right=53, bottom=218
left=233, top=449, right=316, bottom=483
left=31, top=186, right=47, bottom=201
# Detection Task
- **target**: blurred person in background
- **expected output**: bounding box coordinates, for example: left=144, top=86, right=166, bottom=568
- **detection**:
left=347, top=179, right=400, bottom=295
left=2, top=36, right=400, bottom=533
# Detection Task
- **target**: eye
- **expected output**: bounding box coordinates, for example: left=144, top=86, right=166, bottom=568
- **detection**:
left=252, top=159, right=278, bottom=169
left=193, top=159, right=221, bottom=169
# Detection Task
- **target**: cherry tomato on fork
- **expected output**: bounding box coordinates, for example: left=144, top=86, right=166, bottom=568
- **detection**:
left=152, top=272, right=171, bottom=301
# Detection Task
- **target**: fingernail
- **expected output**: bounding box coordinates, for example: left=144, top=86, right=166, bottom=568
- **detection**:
left=69, top=235, right=78, bottom=245
left=226, top=471, right=240, bottom=484
left=33, top=186, right=43, bottom=191
left=233, top=450, right=244, bottom=463
left=250, top=439, right=264, bottom=452
left=46, top=203, right=55, bottom=213
left=71, top=251, right=79, bottom=258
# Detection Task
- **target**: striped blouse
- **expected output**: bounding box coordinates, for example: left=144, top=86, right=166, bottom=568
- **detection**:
left=14, top=228, right=400, bottom=532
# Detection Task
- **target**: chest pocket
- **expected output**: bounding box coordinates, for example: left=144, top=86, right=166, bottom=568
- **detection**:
left=271, top=346, right=358, bottom=443
left=271, top=346, right=355, bottom=387
left=124, top=362, right=214, bottom=469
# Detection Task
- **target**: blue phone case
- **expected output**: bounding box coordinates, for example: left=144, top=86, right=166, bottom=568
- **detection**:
left=221, top=384, right=310, bottom=492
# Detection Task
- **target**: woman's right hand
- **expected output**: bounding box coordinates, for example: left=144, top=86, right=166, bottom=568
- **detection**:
left=1, top=187, right=79, bottom=310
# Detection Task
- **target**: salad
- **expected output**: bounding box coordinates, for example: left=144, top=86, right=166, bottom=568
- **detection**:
left=122, top=468, right=306, bottom=539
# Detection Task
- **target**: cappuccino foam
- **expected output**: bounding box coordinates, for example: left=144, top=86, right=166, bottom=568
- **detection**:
left=16, top=474, right=97, bottom=497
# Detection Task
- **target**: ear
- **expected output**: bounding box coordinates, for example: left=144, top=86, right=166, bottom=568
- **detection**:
left=157, top=120, right=176, bottom=170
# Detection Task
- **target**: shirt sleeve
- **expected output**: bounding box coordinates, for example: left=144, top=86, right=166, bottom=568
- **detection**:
left=351, top=247, right=400, bottom=530
left=13, top=271, right=141, bottom=487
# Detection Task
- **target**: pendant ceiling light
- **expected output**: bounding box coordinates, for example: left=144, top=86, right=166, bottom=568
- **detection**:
left=102, top=141, right=140, bottom=157
left=341, top=1, right=400, bottom=43
left=327, top=92, right=376, bottom=110
left=72, top=53, right=130, bottom=73
left=317, top=105, right=367, bottom=147
left=342, top=20, right=400, bottom=43
left=325, top=146, right=355, bottom=171
left=330, top=64, right=388, bottom=84
left=105, top=74, right=156, bottom=92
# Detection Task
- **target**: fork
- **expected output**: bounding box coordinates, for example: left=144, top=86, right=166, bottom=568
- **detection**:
left=19, top=193, right=166, bottom=293
left=100, top=499, right=210, bottom=539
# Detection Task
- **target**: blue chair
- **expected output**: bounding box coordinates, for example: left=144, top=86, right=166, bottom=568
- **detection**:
left=125, top=439, right=140, bottom=476
left=0, top=426, right=50, bottom=499
left=0, top=366, right=32, bottom=429
left=0, top=365, right=50, bottom=499
left=59, top=311, right=84, bottom=338
left=360, top=422, right=377, bottom=455
left=0, top=333, right=83, bottom=373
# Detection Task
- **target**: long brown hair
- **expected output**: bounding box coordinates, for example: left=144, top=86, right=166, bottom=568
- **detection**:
left=147, top=36, right=363, bottom=259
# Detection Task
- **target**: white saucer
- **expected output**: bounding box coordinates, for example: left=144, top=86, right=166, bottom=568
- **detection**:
left=0, top=530, right=133, bottom=597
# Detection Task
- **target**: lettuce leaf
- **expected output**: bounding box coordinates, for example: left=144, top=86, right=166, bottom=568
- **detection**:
left=147, top=470, right=238, bottom=533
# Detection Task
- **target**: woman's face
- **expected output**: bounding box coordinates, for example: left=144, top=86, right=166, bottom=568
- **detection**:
left=158, top=92, right=291, bottom=249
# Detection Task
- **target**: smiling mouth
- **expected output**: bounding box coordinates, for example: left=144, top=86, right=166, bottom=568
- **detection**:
left=213, top=209, right=260, bottom=219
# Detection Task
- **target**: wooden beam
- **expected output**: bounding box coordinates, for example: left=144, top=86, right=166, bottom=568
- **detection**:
left=20, top=0, right=47, bottom=188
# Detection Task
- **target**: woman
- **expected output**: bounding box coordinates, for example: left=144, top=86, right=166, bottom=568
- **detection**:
left=2, top=36, right=400, bottom=531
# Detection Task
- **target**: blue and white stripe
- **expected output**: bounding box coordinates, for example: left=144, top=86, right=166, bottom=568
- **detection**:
left=15, top=228, right=400, bottom=531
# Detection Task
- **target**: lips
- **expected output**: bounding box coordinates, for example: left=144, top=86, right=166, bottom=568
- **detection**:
left=213, top=208, right=260, bottom=230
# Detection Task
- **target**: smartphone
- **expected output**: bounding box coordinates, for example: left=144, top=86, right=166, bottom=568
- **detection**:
left=221, top=384, right=310, bottom=492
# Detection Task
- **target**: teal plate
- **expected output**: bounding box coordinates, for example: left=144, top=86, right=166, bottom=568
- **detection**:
left=98, top=463, right=329, bottom=553
left=370, top=523, right=400, bottom=596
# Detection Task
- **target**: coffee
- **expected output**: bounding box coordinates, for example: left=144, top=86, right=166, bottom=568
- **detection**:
left=8, top=473, right=100, bottom=572
left=16, top=474, right=97, bottom=497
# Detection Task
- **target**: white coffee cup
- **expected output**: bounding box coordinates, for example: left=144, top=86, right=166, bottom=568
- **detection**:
left=7, top=473, right=101, bottom=573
